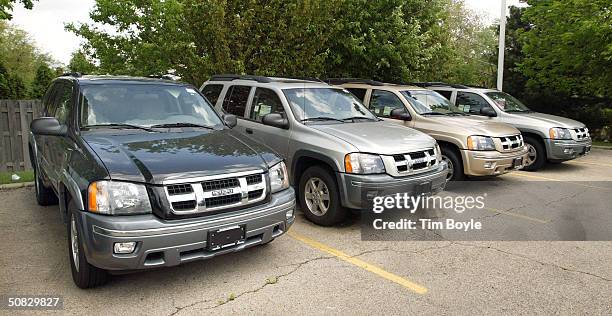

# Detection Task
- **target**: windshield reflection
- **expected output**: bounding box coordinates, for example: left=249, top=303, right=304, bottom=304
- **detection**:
left=283, top=88, right=378, bottom=122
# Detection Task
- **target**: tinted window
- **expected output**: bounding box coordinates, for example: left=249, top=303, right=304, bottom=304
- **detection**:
left=249, top=88, right=285, bottom=122
left=201, top=84, right=223, bottom=106
left=346, top=88, right=367, bottom=102
left=53, top=83, right=73, bottom=124
left=222, top=85, right=251, bottom=116
left=434, top=90, right=452, bottom=100
left=456, top=92, right=489, bottom=115
left=369, top=90, right=405, bottom=117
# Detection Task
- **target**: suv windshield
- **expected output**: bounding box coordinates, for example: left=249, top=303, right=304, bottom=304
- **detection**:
left=401, top=90, right=464, bottom=115
left=80, top=84, right=224, bottom=129
left=283, top=88, right=377, bottom=122
left=485, top=91, right=531, bottom=112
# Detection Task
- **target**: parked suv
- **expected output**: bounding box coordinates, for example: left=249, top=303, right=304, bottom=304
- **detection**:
left=416, top=82, right=592, bottom=170
left=29, top=75, right=295, bottom=288
left=201, top=75, right=448, bottom=226
left=330, top=79, right=529, bottom=181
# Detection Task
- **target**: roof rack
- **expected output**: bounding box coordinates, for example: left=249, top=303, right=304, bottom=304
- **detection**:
left=210, top=74, right=324, bottom=84
left=147, top=74, right=180, bottom=81
left=325, top=78, right=385, bottom=86
left=61, top=72, right=82, bottom=78
left=410, top=82, right=469, bottom=89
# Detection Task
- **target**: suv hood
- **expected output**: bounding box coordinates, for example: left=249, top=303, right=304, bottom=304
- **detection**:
left=309, top=121, right=436, bottom=154
left=83, top=130, right=280, bottom=184
left=507, top=112, right=586, bottom=129
left=421, top=115, right=520, bottom=137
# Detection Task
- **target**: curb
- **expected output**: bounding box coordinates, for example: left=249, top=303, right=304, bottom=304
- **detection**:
left=592, top=145, right=612, bottom=150
left=0, top=182, right=35, bottom=190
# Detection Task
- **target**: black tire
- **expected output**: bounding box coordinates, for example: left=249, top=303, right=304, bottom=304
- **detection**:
left=441, top=146, right=464, bottom=181
left=67, top=200, right=108, bottom=289
left=298, top=165, right=347, bottom=226
left=34, top=163, right=58, bottom=206
left=522, top=136, right=546, bottom=171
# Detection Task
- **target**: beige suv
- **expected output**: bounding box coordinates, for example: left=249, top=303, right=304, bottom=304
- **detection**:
left=329, top=79, right=529, bottom=180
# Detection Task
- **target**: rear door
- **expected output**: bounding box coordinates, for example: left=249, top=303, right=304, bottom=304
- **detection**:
left=240, top=87, right=291, bottom=158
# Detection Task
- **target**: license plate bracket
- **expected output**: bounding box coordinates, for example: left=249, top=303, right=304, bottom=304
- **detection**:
left=207, top=225, right=246, bottom=251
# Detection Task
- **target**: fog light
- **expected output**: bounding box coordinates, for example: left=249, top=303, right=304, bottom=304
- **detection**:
left=564, top=148, right=574, bottom=154
left=114, top=242, right=136, bottom=254
left=483, top=162, right=495, bottom=169
left=286, top=208, right=294, bottom=219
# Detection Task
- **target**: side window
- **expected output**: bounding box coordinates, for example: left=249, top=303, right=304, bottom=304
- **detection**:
left=369, top=90, right=405, bottom=117
left=201, top=84, right=223, bottom=106
left=43, top=83, right=59, bottom=116
left=222, top=85, right=251, bottom=116
left=53, top=84, right=73, bottom=124
left=434, top=90, right=452, bottom=100
left=346, top=88, right=367, bottom=102
left=249, top=88, right=285, bottom=122
left=456, top=92, right=488, bottom=115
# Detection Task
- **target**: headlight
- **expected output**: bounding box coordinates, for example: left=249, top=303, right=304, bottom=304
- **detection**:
left=549, top=127, right=572, bottom=140
left=88, top=181, right=152, bottom=215
left=269, top=161, right=289, bottom=193
left=344, top=153, right=385, bottom=174
left=467, top=135, right=496, bottom=151
left=434, top=144, right=442, bottom=161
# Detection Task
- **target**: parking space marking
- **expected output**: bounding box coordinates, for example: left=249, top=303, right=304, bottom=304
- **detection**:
left=287, top=231, right=429, bottom=294
left=508, top=173, right=612, bottom=190
left=566, top=160, right=612, bottom=168
left=485, top=207, right=550, bottom=224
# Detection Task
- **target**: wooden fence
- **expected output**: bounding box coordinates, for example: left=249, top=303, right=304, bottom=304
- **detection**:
left=0, top=100, right=42, bottom=172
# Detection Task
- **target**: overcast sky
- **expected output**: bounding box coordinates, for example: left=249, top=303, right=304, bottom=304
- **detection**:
left=9, top=0, right=527, bottom=65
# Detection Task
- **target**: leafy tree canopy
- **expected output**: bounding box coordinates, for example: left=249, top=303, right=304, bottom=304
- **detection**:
left=0, top=0, right=35, bottom=20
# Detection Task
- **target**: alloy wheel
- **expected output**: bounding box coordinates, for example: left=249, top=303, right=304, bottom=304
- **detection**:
left=442, top=155, right=454, bottom=181
left=525, top=143, right=537, bottom=167
left=304, top=177, right=330, bottom=216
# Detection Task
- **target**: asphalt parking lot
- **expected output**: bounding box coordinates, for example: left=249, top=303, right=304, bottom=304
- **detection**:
left=1, top=149, right=611, bottom=315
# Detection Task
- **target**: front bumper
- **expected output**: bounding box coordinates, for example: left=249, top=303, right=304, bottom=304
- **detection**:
left=461, top=146, right=529, bottom=176
left=337, top=163, right=448, bottom=209
left=545, top=138, right=592, bottom=162
left=76, top=188, right=295, bottom=271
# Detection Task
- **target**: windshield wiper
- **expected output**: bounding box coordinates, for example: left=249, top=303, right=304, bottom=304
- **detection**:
left=448, top=112, right=468, bottom=116
left=301, top=117, right=345, bottom=123
left=420, top=112, right=447, bottom=116
left=341, top=116, right=376, bottom=122
left=83, top=123, right=158, bottom=133
left=505, top=109, right=533, bottom=113
left=150, top=122, right=216, bottom=129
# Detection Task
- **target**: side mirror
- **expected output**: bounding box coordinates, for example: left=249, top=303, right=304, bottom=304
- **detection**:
left=223, top=114, right=238, bottom=128
left=262, top=113, right=289, bottom=129
left=389, top=108, right=412, bottom=121
left=30, top=117, right=67, bottom=136
left=480, top=107, right=497, bottom=117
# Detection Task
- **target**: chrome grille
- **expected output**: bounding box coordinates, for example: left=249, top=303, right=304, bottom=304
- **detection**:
left=390, top=148, right=437, bottom=175
left=497, top=134, right=524, bottom=152
left=163, top=170, right=267, bottom=214
left=572, top=128, right=589, bottom=140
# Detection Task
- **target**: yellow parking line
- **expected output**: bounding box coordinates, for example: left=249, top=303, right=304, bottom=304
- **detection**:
left=287, top=231, right=428, bottom=294
left=566, top=160, right=612, bottom=168
left=486, top=207, right=550, bottom=224
left=508, top=172, right=611, bottom=190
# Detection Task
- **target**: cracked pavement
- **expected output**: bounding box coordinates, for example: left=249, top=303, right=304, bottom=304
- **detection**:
left=1, top=149, right=611, bottom=314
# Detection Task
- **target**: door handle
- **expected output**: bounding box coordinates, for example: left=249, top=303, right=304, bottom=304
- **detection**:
left=245, top=128, right=253, bottom=134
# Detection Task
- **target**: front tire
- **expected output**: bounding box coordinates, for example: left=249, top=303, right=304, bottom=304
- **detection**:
left=298, top=166, right=347, bottom=226
left=441, top=147, right=464, bottom=181
left=67, top=200, right=108, bottom=289
left=34, top=163, right=58, bottom=206
left=522, top=136, right=546, bottom=171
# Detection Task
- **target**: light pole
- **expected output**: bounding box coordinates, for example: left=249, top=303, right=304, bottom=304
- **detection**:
left=497, top=0, right=507, bottom=91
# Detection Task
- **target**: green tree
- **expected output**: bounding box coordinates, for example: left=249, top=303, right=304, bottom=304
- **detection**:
left=500, top=6, right=529, bottom=99
left=31, top=63, right=54, bottom=98
left=67, top=50, right=97, bottom=74
left=519, top=0, right=612, bottom=98
left=0, top=0, right=35, bottom=20
left=0, top=62, right=10, bottom=98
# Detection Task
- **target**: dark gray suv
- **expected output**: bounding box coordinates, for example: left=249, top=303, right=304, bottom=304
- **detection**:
left=29, top=74, right=295, bottom=288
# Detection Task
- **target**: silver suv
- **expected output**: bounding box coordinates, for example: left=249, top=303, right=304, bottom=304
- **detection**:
left=418, top=83, right=592, bottom=170
left=201, top=75, right=448, bottom=226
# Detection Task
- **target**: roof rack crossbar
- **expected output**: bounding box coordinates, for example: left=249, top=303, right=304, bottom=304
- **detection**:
left=325, top=78, right=385, bottom=86
left=410, top=82, right=469, bottom=89
left=210, top=74, right=273, bottom=83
